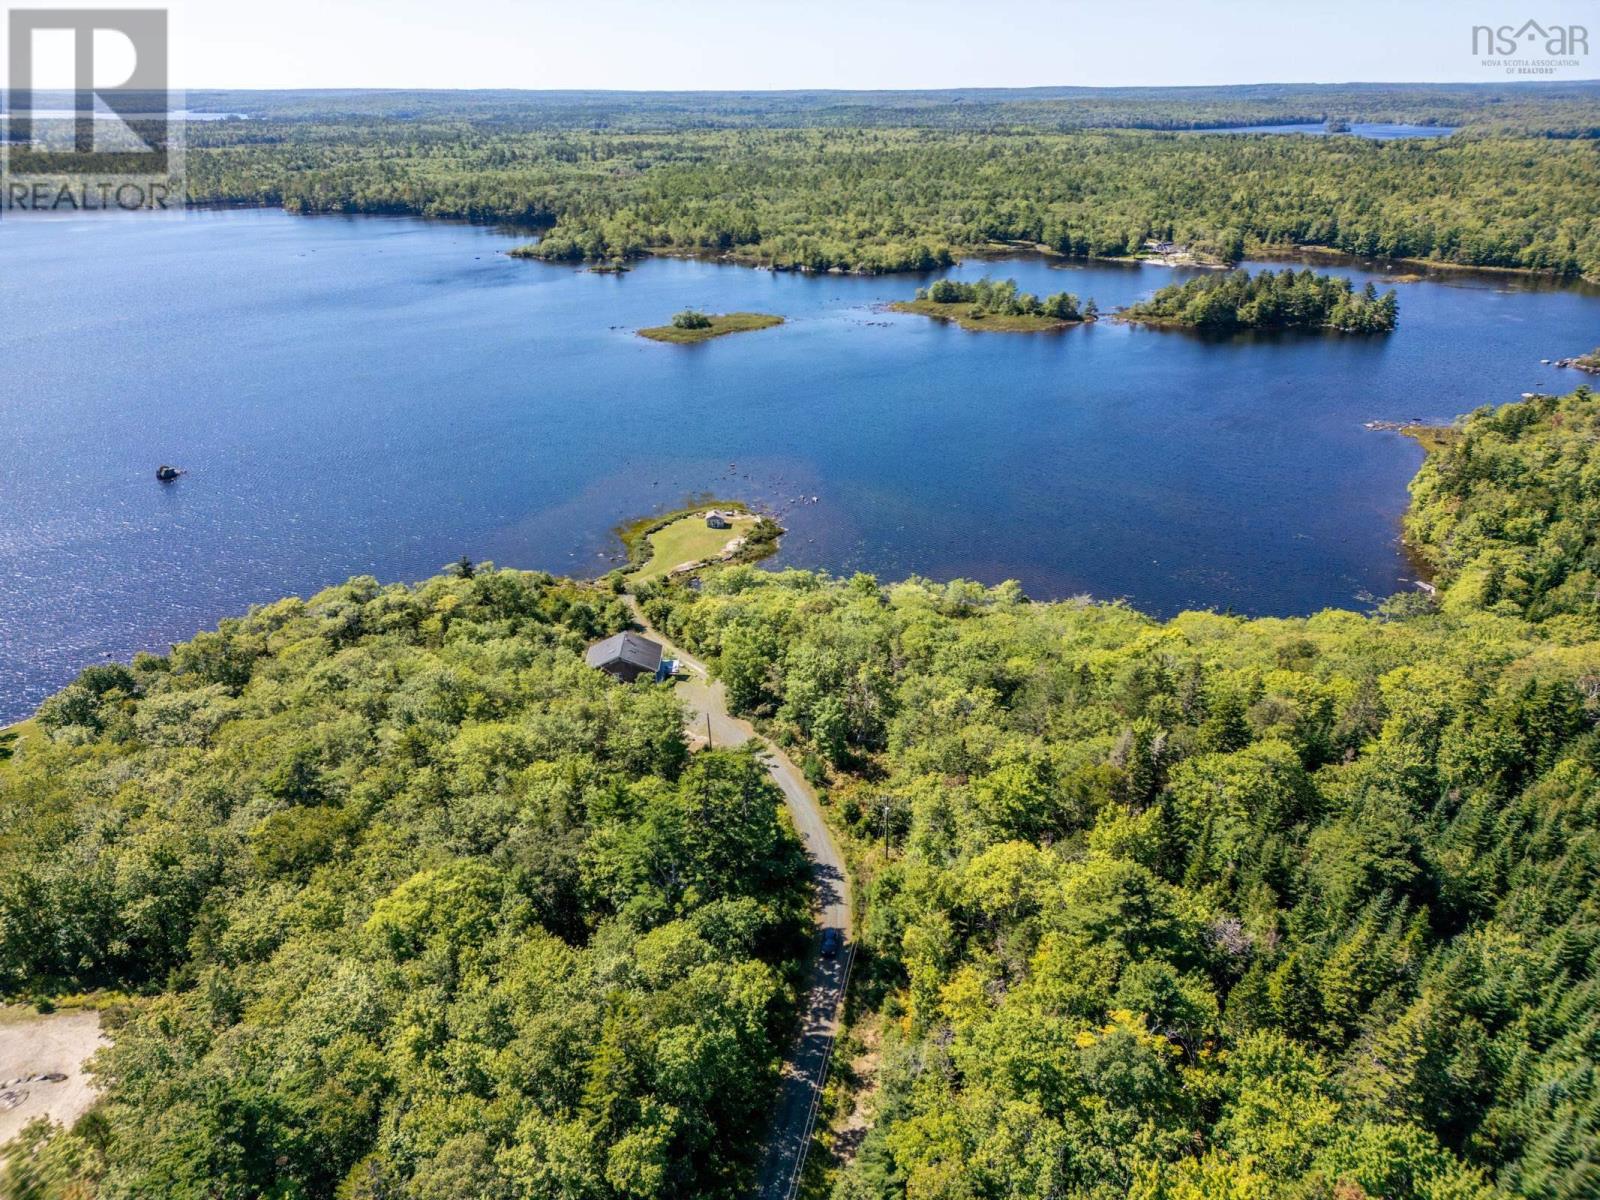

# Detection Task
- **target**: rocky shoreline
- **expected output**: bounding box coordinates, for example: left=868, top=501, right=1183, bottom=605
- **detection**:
left=1545, top=352, right=1600, bottom=374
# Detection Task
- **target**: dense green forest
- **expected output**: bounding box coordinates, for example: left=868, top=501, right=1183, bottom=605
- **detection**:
left=1122, top=269, right=1399, bottom=332
left=7, top=391, right=1599, bottom=1200
left=626, top=387, right=1600, bottom=1200
left=0, top=573, right=810, bottom=1199
left=180, top=118, right=1600, bottom=277
left=1407, top=386, right=1600, bottom=623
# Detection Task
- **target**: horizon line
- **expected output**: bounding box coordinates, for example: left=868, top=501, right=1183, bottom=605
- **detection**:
left=153, top=78, right=1600, bottom=96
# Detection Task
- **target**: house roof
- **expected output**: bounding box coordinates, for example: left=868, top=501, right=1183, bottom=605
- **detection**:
left=585, top=631, right=663, bottom=673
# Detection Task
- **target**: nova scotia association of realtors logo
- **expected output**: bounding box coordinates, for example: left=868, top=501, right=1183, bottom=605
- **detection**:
left=2, top=6, right=184, bottom=215
left=1472, top=18, right=1590, bottom=74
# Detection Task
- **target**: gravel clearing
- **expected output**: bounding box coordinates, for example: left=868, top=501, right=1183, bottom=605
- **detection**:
left=0, top=1008, right=106, bottom=1145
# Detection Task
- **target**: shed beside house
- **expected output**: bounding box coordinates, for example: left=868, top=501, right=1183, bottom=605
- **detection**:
left=585, top=632, right=664, bottom=683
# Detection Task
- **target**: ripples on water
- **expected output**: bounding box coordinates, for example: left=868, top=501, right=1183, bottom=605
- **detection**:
left=1, top=209, right=1595, bottom=720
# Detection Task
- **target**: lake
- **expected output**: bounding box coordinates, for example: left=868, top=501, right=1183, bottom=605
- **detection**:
left=2, top=209, right=1596, bottom=721
left=1188, top=123, right=1457, bottom=139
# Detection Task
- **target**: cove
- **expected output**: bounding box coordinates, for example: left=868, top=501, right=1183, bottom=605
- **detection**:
left=2, top=208, right=1597, bottom=721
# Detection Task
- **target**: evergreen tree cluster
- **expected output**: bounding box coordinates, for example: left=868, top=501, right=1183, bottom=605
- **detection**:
left=1123, top=268, right=1399, bottom=332
left=917, top=277, right=1094, bottom=321
left=1408, top=385, right=1600, bottom=624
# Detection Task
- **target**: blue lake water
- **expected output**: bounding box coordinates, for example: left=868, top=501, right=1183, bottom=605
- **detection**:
left=1189, top=123, right=1457, bottom=139
left=1, top=209, right=1596, bottom=721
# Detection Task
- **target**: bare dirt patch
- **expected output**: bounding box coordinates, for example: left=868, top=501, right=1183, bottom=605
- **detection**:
left=0, top=1008, right=106, bottom=1144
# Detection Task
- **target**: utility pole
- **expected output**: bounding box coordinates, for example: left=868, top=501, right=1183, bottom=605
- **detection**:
left=706, top=712, right=713, bottom=750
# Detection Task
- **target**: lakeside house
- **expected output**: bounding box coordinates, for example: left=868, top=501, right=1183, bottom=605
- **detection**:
left=705, top=510, right=731, bottom=529
left=585, top=632, right=664, bottom=683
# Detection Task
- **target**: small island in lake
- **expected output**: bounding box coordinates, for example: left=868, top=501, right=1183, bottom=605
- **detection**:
left=891, top=277, right=1098, bottom=332
left=1120, top=268, right=1398, bottom=333
left=638, top=310, right=784, bottom=343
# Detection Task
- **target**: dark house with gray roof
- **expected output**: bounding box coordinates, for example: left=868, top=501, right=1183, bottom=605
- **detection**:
left=585, top=631, right=664, bottom=683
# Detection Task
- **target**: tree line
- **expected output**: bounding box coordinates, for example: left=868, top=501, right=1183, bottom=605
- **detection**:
left=182, top=83, right=1600, bottom=136
left=1407, top=384, right=1600, bottom=622
left=182, top=122, right=1600, bottom=278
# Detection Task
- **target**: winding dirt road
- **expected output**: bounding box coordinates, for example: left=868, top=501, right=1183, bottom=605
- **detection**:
left=624, top=598, right=851, bottom=1200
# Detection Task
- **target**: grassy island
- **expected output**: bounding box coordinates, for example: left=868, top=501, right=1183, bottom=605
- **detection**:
left=891, top=276, right=1098, bottom=332
left=637, top=310, right=784, bottom=343
left=617, top=501, right=783, bottom=581
left=1121, top=267, right=1398, bottom=332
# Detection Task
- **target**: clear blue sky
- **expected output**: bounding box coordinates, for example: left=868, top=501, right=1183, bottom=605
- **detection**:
left=14, top=0, right=1600, bottom=90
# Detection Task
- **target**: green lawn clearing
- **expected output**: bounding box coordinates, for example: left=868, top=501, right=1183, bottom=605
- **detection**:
left=632, top=510, right=762, bottom=582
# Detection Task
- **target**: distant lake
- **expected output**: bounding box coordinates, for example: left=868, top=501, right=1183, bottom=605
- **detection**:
left=0, top=110, right=247, bottom=121
left=1, top=210, right=1595, bottom=721
left=1189, top=123, right=1457, bottom=139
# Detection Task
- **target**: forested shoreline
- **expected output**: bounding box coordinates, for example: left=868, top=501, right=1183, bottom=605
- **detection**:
left=1407, top=387, right=1600, bottom=622
left=633, top=386, right=1600, bottom=1200
left=6, top=79, right=1600, bottom=1200
left=180, top=117, right=1600, bottom=278
left=184, top=82, right=1600, bottom=136
left=6, top=389, right=1599, bottom=1200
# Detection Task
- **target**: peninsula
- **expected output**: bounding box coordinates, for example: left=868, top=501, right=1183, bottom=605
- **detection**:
left=617, top=502, right=783, bottom=581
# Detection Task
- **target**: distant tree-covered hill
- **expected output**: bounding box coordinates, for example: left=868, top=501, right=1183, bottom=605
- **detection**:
left=183, top=82, right=1600, bottom=136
